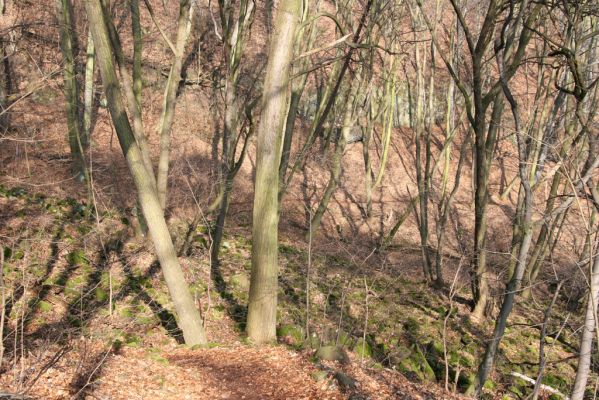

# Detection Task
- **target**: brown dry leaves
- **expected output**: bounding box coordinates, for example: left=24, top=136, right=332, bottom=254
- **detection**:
left=0, top=338, right=470, bottom=399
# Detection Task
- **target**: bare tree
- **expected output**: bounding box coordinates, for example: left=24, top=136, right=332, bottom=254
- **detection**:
left=416, top=0, right=540, bottom=320
left=210, top=0, right=256, bottom=264
left=246, top=0, right=301, bottom=344
left=85, top=0, right=207, bottom=345
left=57, top=0, right=90, bottom=188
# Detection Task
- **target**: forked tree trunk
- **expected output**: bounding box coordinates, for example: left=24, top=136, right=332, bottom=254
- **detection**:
left=85, top=0, right=206, bottom=345
left=475, top=41, right=534, bottom=394
left=57, top=0, right=89, bottom=185
left=211, top=0, right=255, bottom=263
left=246, top=0, right=301, bottom=344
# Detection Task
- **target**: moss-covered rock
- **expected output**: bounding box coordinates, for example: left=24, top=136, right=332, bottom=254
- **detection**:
left=65, top=249, right=89, bottom=267
left=315, top=346, right=349, bottom=364
left=277, top=324, right=304, bottom=347
left=333, top=371, right=356, bottom=390
left=311, top=370, right=329, bottom=382
left=230, top=272, right=250, bottom=290
left=353, top=338, right=373, bottom=359
left=396, top=345, right=436, bottom=383
left=37, top=300, right=53, bottom=313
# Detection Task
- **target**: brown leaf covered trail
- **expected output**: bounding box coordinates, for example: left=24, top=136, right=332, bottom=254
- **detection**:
left=0, top=339, right=465, bottom=399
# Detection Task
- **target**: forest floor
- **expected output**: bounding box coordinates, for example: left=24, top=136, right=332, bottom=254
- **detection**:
left=0, top=184, right=589, bottom=399
left=0, top=184, right=464, bottom=400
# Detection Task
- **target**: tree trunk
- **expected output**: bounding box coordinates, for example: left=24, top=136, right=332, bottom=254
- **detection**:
left=246, top=0, right=301, bottom=344
left=471, top=97, right=504, bottom=320
left=476, top=42, right=534, bottom=393
left=570, top=238, right=599, bottom=400
left=156, top=0, right=193, bottom=211
left=279, top=89, right=302, bottom=185
left=412, top=40, right=433, bottom=282
left=57, top=0, right=89, bottom=184
left=83, top=32, right=95, bottom=139
left=308, top=83, right=358, bottom=238
left=0, top=36, right=11, bottom=133
left=130, top=0, right=142, bottom=114
left=85, top=0, right=207, bottom=345
left=210, top=0, right=255, bottom=262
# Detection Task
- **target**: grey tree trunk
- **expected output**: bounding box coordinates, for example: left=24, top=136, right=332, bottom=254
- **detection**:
left=57, top=0, right=89, bottom=185
left=210, top=0, right=255, bottom=264
left=571, top=238, right=599, bottom=400
left=85, top=0, right=207, bottom=345
left=246, top=0, right=301, bottom=344
left=278, top=0, right=373, bottom=202
left=156, top=0, right=193, bottom=211
left=308, top=83, right=358, bottom=238
left=130, top=0, right=142, bottom=114
left=83, top=32, right=95, bottom=139
left=475, top=35, right=534, bottom=393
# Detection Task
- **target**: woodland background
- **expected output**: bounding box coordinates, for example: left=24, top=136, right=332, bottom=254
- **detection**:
left=0, top=0, right=598, bottom=398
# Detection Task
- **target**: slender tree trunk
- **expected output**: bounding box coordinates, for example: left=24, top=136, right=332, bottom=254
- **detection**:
left=279, top=1, right=317, bottom=186
left=523, top=97, right=578, bottom=296
left=571, top=238, right=599, bottom=400
left=471, top=97, right=503, bottom=320
left=412, top=40, right=433, bottom=282
left=156, top=0, right=193, bottom=211
left=85, top=0, right=206, bottom=345
left=83, top=32, right=95, bottom=139
left=278, top=0, right=373, bottom=201
left=0, top=1, right=11, bottom=132
left=475, top=46, right=534, bottom=393
left=210, top=0, right=255, bottom=262
left=57, top=0, right=89, bottom=184
left=475, top=191, right=533, bottom=395
left=362, top=84, right=379, bottom=217
left=435, top=132, right=471, bottom=287
left=246, top=0, right=301, bottom=344
left=103, top=6, right=155, bottom=182
left=130, top=0, right=142, bottom=113
left=279, top=89, right=302, bottom=185
left=308, top=82, right=358, bottom=237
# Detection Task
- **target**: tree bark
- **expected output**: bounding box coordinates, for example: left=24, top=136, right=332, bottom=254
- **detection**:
left=83, top=32, right=95, bottom=139
left=156, top=0, right=193, bottom=211
left=211, top=0, right=255, bottom=263
left=246, top=0, right=301, bottom=344
left=571, top=238, right=599, bottom=400
left=57, top=0, right=89, bottom=184
left=130, top=0, right=142, bottom=114
left=85, top=0, right=207, bottom=345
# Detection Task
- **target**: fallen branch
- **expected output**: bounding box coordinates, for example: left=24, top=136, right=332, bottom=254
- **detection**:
left=510, top=371, right=569, bottom=399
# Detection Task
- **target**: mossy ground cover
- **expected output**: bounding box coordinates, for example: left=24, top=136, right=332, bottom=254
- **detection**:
left=0, top=185, right=594, bottom=398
